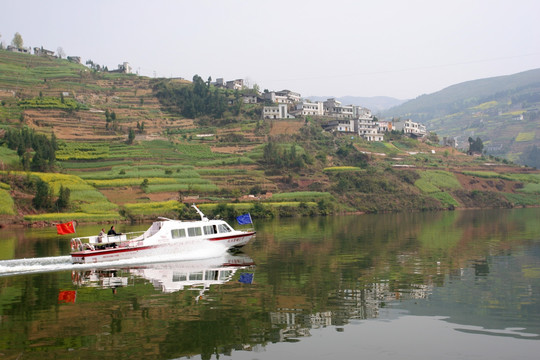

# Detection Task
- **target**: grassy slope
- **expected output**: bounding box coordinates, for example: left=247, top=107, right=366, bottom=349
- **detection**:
left=1, top=50, right=540, bottom=225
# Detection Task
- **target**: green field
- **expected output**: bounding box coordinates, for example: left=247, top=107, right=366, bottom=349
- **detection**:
left=0, top=188, right=15, bottom=215
left=415, top=170, right=462, bottom=193
left=515, top=132, right=535, bottom=142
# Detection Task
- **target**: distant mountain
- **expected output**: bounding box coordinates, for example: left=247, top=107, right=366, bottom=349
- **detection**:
left=306, top=95, right=407, bottom=112
left=384, top=68, right=540, bottom=119
left=382, top=68, right=540, bottom=165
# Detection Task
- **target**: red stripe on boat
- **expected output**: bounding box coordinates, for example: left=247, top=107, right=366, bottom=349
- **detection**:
left=209, top=232, right=256, bottom=241
left=71, top=245, right=157, bottom=259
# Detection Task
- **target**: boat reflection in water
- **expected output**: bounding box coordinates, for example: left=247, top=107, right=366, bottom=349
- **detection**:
left=71, top=252, right=255, bottom=297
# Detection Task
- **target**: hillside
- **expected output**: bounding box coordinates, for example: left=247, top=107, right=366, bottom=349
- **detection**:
left=1, top=50, right=540, bottom=226
left=383, top=68, right=540, bottom=164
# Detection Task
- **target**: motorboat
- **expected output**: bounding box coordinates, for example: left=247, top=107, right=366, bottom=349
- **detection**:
left=70, top=205, right=255, bottom=264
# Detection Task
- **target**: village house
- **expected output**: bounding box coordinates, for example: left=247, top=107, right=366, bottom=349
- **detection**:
left=108, top=62, right=132, bottom=74
left=242, top=94, right=258, bottom=104
left=357, top=118, right=385, bottom=142
left=34, top=46, right=56, bottom=57
left=393, top=119, right=427, bottom=138
left=7, top=45, right=31, bottom=54
left=377, top=120, right=393, bottom=133
left=355, top=106, right=372, bottom=119
left=294, top=101, right=324, bottom=116
left=226, top=79, right=244, bottom=90
left=320, top=100, right=385, bottom=142
left=262, top=90, right=302, bottom=104
left=323, top=119, right=356, bottom=133
left=263, top=91, right=288, bottom=104
left=213, top=78, right=226, bottom=87
left=276, top=90, right=301, bottom=103
left=323, top=98, right=354, bottom=119
left=211, top=78, right=244, bottom=90
left=323, top=118, right=385, bottom=142
left=262, top=104, right=294, bottom=119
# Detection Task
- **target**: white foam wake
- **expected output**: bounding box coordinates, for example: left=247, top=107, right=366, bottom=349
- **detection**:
left=0, top=246, right=229, bottom=277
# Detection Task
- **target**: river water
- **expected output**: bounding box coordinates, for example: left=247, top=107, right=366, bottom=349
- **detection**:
left=0, top=208, right=539, bottom=359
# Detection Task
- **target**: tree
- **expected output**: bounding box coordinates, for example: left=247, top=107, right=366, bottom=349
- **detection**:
left=32, top=179, right=52, bottom=210
left=127, top=128, right=136, bottom=144
left=55, top=185, right=71, bottom=211
left=468, top=137, right=484, bottom=154
left=140, top=178, right=149, bottom=192
left=57, top=47, right=65, bottom=59
left=11, top=32, right=23, bottom=48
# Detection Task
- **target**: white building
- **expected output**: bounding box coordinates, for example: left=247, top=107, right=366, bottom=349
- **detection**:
left=226, top=79, right=244, bottom=90
left=214, top=78, right=226, bottom=87
left=7, top=45, right=31, bottom=54
left=357, top=118, right=384, bottom=142
left=323, top=106, right=384, bottom=142
left=276, top=90, right=301, bottom=103
left=242, top=94, right=258, bottom=104
left=377, top=120, right=393, bottom=133
left=323, top=98, right=354, bottom=119
left=295, top=101, right=324, bottom=116
left=33, top=46, right=56, bottom=57
left=393, top=119, right=427, bottom=137
left=263, top=104, right=294, bottom=119
left=354, top=106, right=372, bottom=119
left=263, top=91, right=289, bottom=104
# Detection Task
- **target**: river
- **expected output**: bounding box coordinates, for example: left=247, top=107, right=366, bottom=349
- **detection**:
left=0, top=208, right=539, bottom=359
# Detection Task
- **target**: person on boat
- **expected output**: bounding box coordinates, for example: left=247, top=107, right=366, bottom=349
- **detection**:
left=107, top=226, right=120, bottom=248
left=108, top=226, right=120, bottom=236
left=98, top=228, right=106, bottom=243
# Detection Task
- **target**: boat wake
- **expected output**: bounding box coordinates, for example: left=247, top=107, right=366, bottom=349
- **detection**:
left=0, top=246, right=231, bottom=277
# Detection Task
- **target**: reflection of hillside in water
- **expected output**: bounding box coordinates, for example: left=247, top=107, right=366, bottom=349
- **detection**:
left=397, top=245, right=540, bottom=339
left=255, top=209, right=540, bottom=342
left=72, top=253, right=255, bottom=297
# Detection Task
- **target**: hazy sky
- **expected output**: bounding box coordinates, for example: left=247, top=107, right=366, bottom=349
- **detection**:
left=2, top=0, right=540, bottom=99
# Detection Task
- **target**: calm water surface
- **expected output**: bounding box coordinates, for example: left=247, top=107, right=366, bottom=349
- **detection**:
left=0, top=208, right=539, bottom=359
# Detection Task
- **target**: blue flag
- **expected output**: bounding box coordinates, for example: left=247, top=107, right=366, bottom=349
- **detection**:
left=239, top=273, right=254, bottom=284
left=236, top=213, right=253, bottom=225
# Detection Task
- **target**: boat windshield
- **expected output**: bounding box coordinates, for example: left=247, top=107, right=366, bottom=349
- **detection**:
left=218, top=223, right=232, bottom=233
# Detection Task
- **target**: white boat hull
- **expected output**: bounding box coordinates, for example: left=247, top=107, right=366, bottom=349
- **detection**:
left=71, top=231, right=255, bottom=264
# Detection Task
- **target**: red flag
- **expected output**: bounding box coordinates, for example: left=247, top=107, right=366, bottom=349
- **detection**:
left=56, top=221, right=75, bottom=235
left=58, top=290, right=76, bottom=303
